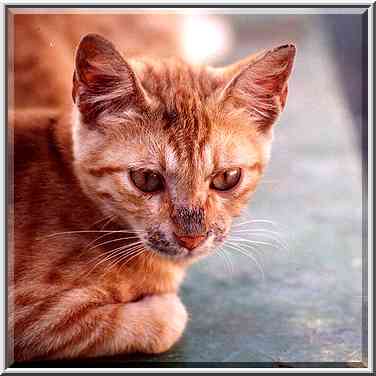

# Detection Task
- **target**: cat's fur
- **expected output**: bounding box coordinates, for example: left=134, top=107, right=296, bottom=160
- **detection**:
left=10, top=30, right=295, bottom=361
left=11, top=13, right=180, bottom=109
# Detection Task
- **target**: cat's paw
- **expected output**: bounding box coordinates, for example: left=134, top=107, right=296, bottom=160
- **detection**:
left=139, top=293, right=188, bottom=354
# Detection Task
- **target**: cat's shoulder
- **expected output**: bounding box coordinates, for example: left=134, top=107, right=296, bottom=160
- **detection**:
left=11, top=107, right=62, bottom=136
left=11, top=107, right=71, bottom=169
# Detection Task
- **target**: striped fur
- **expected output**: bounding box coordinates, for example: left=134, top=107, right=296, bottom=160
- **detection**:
left=12, top=33, right=295, bottom=361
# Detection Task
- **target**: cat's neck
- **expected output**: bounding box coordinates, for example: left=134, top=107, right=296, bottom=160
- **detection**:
left=111, top=255, right=186, bottom=298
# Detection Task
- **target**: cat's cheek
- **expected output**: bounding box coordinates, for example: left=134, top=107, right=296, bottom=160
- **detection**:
left=122, top=196, right=165, bottom=233
left=97, top=174, right=155, bottom=214
left=218, top=170, right=261, bottom=214
left=74, top=172, right=121, bottom=216
left=205, top=195, right=230, bottom=228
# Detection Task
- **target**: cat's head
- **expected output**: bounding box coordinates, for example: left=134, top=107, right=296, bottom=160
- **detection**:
left=72, top=33, right=295, bottom=264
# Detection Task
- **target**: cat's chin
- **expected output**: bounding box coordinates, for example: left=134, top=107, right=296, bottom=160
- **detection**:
left=145, top=244, right=216, bottom=264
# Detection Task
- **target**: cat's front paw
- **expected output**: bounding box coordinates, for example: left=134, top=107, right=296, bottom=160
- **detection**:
left=139, top=293, right=188, bottom=354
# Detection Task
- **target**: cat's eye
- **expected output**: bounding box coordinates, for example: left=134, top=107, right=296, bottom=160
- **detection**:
left=210, top=168, right=241, bottom=191
left=130, top=169, right=164, bottom=193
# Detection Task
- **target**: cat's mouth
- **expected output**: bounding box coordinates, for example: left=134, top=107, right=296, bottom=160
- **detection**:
left=143, top=228, right=223, bottom=262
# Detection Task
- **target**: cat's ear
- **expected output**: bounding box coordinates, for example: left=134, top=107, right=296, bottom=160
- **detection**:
left=218, top=44, right=296, bottom=132
left=72, top=33, right=147, bottom=124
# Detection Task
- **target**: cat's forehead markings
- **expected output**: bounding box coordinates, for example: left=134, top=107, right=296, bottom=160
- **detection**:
left=202, top=143, right=214, bottom=171
left=213, top=130, right=260, bottom=168
left=164, top=145, right=178, bottom=173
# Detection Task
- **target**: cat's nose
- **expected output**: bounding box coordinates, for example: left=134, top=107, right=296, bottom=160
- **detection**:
left=174, top=233, right=206, bottom=250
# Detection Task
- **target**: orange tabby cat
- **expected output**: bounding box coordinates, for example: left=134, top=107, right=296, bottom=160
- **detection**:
left=10, top=31, right=295, bottom=361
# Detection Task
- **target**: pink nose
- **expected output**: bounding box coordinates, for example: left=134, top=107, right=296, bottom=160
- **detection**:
left=174, top=234, right=206, bottom=250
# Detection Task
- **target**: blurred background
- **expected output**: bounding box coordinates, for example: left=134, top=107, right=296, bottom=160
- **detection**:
left=10, top=8, right=367, bottom=366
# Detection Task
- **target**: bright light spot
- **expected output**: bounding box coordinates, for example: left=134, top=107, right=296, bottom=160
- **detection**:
left=351, top=257, right=362, bottom=268
left=181, top=14, right=232, bottom=65
left=306, top=318, right=323, bottom=329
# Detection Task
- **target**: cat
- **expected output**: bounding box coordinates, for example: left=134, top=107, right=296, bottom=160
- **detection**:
left=10, top=32, right=295, bottom=361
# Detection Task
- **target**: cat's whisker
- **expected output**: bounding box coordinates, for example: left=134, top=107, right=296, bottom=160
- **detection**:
left=218, top=248, right=234, bottom=276
left=99, top=215, right=116, bottom=230
left=88, top=216, right=110, bottom=230
left=224, top=249, right=235, bottom=276
left=39, top=229, right=145, bottom=240
left=224, top=242, right=265, bottom=282
left=230, top=228, right=286, bottom=239
left=230, top=230, right=288, bottom=245
left=84, top=231, right=118, bottom=251
left=83, top=226, right=144, bottom=250
left=216, top=248, right=228, bottom=274
left=231, top=228, right=282, bottom=235
left=232, top=219, right=278, bottom=228
left=230, top=240, right=283, bottom=258
left=85, top=246, right=144, bottom=279
left=86, top=235, right=141, bottom=253
left=119, top=249, right=146, bottom=270
left=89, top=241, right=144, bottom=265
left=88, top=214, right=115, bottom=230
left=104, top=247, right=145, bottom=275
left=226, top=239, right=264, bottom=259
left=213, top=247, right=227, bottom=271
left=83, top=242, right=144, bottom=277
left=226, top=243, right=265, bottom=280
left=229, top=231, right=289, bottom=252
left=228, top=236, right=285, bottom=252
left=113, top=249, right=147, bottom=278
left=108, top=245, right=145, bottom=266
left=102, top=246, right=142, bottom=270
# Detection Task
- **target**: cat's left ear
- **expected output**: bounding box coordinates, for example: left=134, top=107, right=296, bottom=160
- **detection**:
left=218, top=44, right=296, bottom=131
left=73, top=33, right=148, bottom=124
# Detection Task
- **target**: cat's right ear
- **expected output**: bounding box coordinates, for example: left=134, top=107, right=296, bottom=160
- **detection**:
left=217, top=44, right=296, bottom=132
left=73, top=33, right=147, bottom=124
